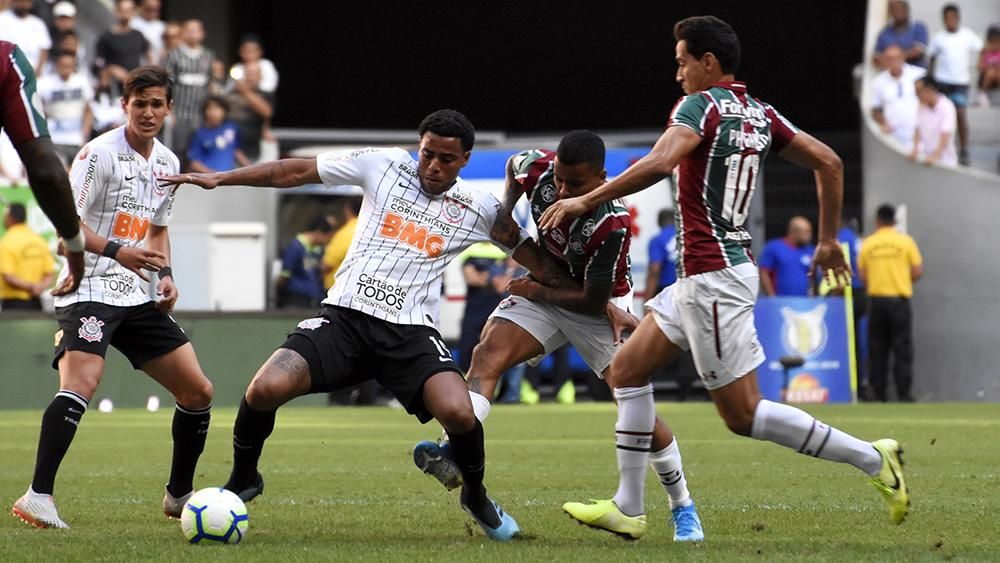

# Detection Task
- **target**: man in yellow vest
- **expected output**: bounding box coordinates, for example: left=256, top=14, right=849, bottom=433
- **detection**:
left=858, top=204, right=923, bottom=402
left=322, top=197, right=361, bottom=290
left=0, top=203, right=56, bottom=311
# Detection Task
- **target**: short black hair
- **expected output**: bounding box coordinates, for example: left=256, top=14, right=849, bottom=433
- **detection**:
left=7, top=203, right=26, bottom=224
left=307, top=216, right=333, bottom=233
left=54, top=50, right=76, bottom=61
left=943, top=3, right=959, bottom=16
left=418, top=109, right=475, bottom=152
left=916, top=75, right=939, bottom=90
left=124, top=65, right=172, bottom=102
left=674, top=16, right=741, bottom=75
left=556, top=130, right=606, bottom=171
left=658, top=209, right=674, bottom=227
left=202, top=94, right=229, bottom=115
left=876, top=204, right=896, bottom=224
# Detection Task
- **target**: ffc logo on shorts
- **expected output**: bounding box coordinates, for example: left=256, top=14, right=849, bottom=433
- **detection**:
left=540, top=185, right=557, bottom=203
left=498, top=297, right=516, bottom=310
left=78, top=316, right=105, bottom=343
left=297, top=317, right=330, bottom=331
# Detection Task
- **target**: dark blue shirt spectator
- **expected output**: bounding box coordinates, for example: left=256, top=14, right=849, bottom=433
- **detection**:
left=186, top=95, right=249, bottom=172
left=648, top=224, right=677, bottom=291
left=276, top=218, right=333, bottom=309
left=759, top=216, right=815, bottom=297
left=875, top=0, right=929, bottom=67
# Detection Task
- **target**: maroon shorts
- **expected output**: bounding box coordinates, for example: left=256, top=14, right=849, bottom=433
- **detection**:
left=0, top=41, right=49, bottom=146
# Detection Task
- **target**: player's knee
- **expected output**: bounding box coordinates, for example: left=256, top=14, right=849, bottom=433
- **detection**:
left=437, top=401, right=476, bottom=434
left=606, top=359, right=647, bottom=389
left=721, top=405, right=756, bottom=437
left=245, top=373, right=288, bottom=411
left=177, top=378, right=213, bottom=409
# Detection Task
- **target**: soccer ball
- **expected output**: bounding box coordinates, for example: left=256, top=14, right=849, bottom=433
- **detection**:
left=180, top=487, right=249, bottom=545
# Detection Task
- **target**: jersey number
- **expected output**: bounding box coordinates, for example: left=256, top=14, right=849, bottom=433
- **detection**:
left=429, top=336, right=452, bottom=362
left=722, top=153, right=759, bottom=226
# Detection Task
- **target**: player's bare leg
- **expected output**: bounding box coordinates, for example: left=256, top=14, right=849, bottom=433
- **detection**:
left=422, top=371, right=519, bottom=541
left=563, top=315, right=701, bottom=540
left=143, top=343, right=214, bottom=517
left=223, top=348, right=312, bottom=502
left=13, top=351, right=104, bottom=528
left=709, top=370, right=909, bottom=523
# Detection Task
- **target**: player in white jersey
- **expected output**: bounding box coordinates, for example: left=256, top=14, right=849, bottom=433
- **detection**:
left=12, top=67, right=215, bottom=529
left=162, top=109, right=581, bottom=542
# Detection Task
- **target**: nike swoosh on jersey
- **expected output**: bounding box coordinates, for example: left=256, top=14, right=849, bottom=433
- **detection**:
left=124, top=175, right=137, bottom=181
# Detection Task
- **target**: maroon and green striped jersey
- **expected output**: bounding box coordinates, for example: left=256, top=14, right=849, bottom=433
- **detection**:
left=512, top=149, right=633, bottom=297
left=667, top=81, right=798, bottom=277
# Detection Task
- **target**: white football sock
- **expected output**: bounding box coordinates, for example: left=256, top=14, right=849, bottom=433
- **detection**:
left=751, top=399, right=882, bottom=476
left=611, top=384, right=655, bottom=517
left=469, top=391, right=492, bottom=424
left=649, top=439, right=692, bottom=509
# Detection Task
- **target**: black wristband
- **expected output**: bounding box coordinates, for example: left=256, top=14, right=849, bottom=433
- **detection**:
left=158, top=266, right=173, bottom=280
left=102, top=240, right=121, bottom=259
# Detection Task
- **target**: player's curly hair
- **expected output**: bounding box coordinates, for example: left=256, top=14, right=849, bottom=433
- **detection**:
left=123, top=65, right=173, bottom=103
left=674, top=16, right=741, bottom=75
left=556, top=130, right=605, bottom=171
left=418, top=109, right=475, bottom=152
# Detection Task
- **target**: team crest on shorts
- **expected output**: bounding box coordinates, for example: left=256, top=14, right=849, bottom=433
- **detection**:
left=78, top=316, right=105, bottom=343
left=581, top=219, right=596, bottom=237
left=498, top=297, right=516, bottom=310
left=540, top=184, right=557, bottom=203
left=297, top=317, right=329, bottom=330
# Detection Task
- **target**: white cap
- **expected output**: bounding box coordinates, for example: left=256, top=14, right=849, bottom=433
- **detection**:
left=53, top=1, right=77, bottom=18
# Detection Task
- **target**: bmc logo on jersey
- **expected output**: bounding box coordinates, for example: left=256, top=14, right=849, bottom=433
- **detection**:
left=112, top=211, right=150, bottom=241
left=379, top=212, right=444, bottom=257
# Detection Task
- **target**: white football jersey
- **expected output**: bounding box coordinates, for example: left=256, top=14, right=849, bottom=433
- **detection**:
left=319, top=147, right=526, bottom=327
left=54, top=126, right=179, bottom=307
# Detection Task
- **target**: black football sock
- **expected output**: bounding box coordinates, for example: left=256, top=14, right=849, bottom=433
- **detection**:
left=449, top=420, right=500, bottom=527
left=226, top=396, right=276, bottom=490
left=31, top=391, right=88, bottom=495
left=166, top=403, right=211, bottom=498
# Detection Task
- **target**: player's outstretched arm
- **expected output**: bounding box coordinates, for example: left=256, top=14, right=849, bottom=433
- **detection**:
left=80, top=223, right=166, bottom=282
left=777, top=132, right=851, bottom=286
left=159, top=158, right=321, bottom=190
left=537, top=126, right=700, bottom=230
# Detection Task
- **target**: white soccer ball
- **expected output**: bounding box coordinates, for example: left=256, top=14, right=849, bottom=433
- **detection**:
left=180, top=487, right=249, bottom=545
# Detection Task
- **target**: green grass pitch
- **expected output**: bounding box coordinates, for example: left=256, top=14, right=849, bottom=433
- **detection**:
left=1, top=402, right=996, bottom=561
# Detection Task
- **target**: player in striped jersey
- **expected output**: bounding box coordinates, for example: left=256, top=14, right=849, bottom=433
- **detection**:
left=541, top=16, right=909, bottom=533
left=0, top=41, right=85, bottom=295
left=162, top=109, right=583, bottom=542
left=413, top=131, right=703, bottom=541
left=12, top=67, right=215, bottom=529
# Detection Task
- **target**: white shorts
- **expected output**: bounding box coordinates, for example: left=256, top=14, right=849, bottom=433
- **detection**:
left=488, top=293, right=633, bottom=377
left=645, top=262, right=764, bottom=390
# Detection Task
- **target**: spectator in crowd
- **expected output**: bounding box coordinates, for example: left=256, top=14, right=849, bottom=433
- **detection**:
left=231, top=34, right=279, bottom=94
left=645, top=208, right=677, bottom=299
left=871, top=45, right=925, bottom=149
left=225, top=60, right=274, bottom=162
left=130, top=0, right=166, bottom=66
left=874, top=0, right=929, bottom=68
left=48, top=2, right=86, bottom=74
left=49, top=30, right=85, bottom=76
left=0, top=203, right=55, bottom=311
left=928, top=4, right=983, bottom=166
left=275, top=217, right=333, bottom=309
left=160, top=20, right=182, bottom=64
left=759, top=216, right=815, bottom=297
left=165, top=19, right=214, bottom=157
left=185, top=96, right=249, bottom=173
left=321, top=196, right=360, bottom=291
left=458, top=243, right=526, bottom=404
left=978, top=26, right=1000, bottom=105
left=36, top=51, right=93, bottom=166
left=0, top=0, right=52, bottom=75
left=859, top=204, right=923, bottom=402
left=94, top=0, right=151, bottom=92
left=910, top=76, right=958, bottom=167
left=88, top=68, right=127, bottom=138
